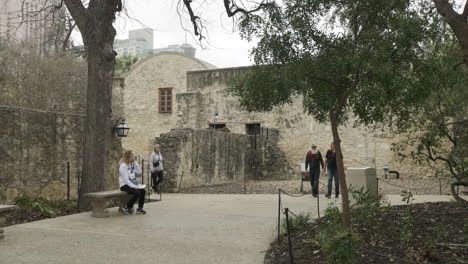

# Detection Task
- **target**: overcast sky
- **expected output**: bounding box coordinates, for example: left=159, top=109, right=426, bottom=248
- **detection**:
left=110, top=0, right=258, bottom=68
left=73, top=0, right=466, bottom=68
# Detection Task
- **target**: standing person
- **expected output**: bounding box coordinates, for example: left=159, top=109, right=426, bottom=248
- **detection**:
left=325, top=142, right=339, bottom=199
left=150, top=144, right=164, bottom=194
left=305, top=143, right=324, bottom=197
left=119, top=150, right=146, bottom=215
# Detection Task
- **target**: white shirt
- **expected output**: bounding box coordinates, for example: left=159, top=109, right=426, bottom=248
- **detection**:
left=119, top=162, right=141, bottom=188
left=150, top=152, right=163, bottom=172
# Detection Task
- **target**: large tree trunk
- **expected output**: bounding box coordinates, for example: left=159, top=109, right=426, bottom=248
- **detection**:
left=433, top=0, right=468, bottom=67
left=79, top=45, right=116, bottom=211
left=330, top=116, right=351, bottom=230
left=64, top=0, right=120, bottom=211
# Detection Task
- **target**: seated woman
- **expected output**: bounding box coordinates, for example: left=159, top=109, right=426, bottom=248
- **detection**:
left=118, top=150, right=146, bottom=215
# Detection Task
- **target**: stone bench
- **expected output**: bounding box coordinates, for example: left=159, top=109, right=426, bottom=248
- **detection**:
left=0, top=205, right=19, bottom=239
left=83, top=190, right=131, bottom=218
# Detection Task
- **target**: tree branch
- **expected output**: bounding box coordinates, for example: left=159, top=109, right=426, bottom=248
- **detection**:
left=63, top=0, right=89, bottom=33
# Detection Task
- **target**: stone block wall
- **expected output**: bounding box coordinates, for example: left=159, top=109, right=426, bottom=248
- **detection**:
left=0, top=106, right=84, bottom=202
left=179, top=67, right=436, bottom=178
left=0, top=105, right=123, bottom=203
left=156, top=128, right=294, bottom=191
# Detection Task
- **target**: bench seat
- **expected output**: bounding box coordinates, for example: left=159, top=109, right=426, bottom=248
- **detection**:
left=0, top=205, right=18, bottom=239
left=83, top=190, right=131, bottom=218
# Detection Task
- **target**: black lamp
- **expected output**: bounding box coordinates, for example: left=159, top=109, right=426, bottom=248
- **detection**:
left=114, top=119, right=130, bottom=137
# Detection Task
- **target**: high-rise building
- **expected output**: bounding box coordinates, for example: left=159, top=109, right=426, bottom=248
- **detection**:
left=114, top=28, right=154, bottom=57
left=0, top=0, right=64, bottom=54
left=153, top=44, right=197, bottom=57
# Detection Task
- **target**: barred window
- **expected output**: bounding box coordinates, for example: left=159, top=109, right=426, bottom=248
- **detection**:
left=158, top=88, right=173, bottom=113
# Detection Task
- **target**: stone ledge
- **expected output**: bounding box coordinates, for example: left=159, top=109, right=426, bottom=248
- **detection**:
left=83, top=190, right=128, bottom=199
left=0, top=205, right=18, bottom=214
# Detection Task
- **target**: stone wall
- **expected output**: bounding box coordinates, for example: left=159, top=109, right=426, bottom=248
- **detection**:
left=0, top=106, right=84, bottom=202
left=156, top=128, right=294, bottom=191
left=0, top=106, right=123, bottom=203
left=178, top=67, right=436, bottom=178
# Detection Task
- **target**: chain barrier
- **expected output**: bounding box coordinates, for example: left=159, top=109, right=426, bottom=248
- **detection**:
left=378, top=178, right=450, bottom=191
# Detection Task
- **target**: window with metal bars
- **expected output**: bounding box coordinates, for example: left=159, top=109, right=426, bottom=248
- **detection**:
left=158, top=88, right=173, bottom=113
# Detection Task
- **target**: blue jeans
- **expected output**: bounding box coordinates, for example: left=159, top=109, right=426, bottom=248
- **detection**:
left=327, top=167, right=339, bottom=196
left=309, top=167, right=320, bottom=195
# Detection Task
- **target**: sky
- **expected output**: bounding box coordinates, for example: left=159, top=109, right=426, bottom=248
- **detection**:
left=72, top=0, right=466, bottom=68
left=111, top=0, right=258, bottom=68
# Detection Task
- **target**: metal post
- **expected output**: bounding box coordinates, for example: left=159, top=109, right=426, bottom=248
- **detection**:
left=278, top=189, right=281, bottom=241
left=67, top=162, right=70, bottom=201
left=77, top=169, right=81, bottom=210
left=147, top=170, right=151, bottom=202
left=376, top=178, right=379, bottom=197
left=439, top=178, right=442, bottom=195
left=141, top=159, right=145, bottom=184
left=285, top=208, right=294, bottom=264
left=317, top=189, right=320, bottom=219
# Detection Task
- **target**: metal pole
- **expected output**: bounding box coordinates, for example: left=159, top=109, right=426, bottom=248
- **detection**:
left=376, top=178, right=379, bottom=197
left=278, top=189, right=281, bottom=241
left=141, top=159, right=145, bottom=184
left=317, top=188, right=320, bottom=219
left=67, top=162, right=70, bottom=201
left=285, top=208, right=294, bottom=264
left=147, top=170, right=151, bottom=202
left=439, top=178, right=442, bottom=195
left=77, top=169, right=81, bottom=210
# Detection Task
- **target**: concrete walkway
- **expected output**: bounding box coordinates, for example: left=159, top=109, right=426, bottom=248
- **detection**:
left=0, top=194, right=457, bottom=264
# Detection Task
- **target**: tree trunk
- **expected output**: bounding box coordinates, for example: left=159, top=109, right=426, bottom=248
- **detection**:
left=450, top=181, right=468, bottom=204
left=330, top=116, right=351, bottom=230
left=67, top=0, right=119, bottom=211
left=79, top=45, right=116, bottom=211
left=433, top=0, right=468, bottom=67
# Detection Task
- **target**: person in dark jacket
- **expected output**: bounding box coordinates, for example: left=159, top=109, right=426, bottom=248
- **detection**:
left=305, top=144, right=324, bottom=197
left=325, top=142, right=339, bottom=198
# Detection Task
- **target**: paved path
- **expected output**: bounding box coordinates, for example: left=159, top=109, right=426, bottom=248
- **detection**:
left=0, top=194, right=457, bottom=264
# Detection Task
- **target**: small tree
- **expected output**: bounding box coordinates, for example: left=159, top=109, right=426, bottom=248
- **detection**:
left=393, top=40, right=467, bottom=202
left=229, top=0, right=435, bottom=229
left=114, top=56, right=139, bottom=77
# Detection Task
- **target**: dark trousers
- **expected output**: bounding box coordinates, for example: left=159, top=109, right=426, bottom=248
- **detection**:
left=326, top=167, right=339, bottom=196
left=151, top=170, right=164, bottom=189
left=309, top=167, right=321, bottom=195
left=120, top=185, right=146, bottom=209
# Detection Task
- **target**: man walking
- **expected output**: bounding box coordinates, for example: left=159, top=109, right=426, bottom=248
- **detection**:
left=305, top=143, right=324, bottom=197
left=325, top=142, right=339, bottom=198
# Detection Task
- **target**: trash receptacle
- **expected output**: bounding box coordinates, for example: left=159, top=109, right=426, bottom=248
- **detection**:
left=346, top=167, right=377, bottom=199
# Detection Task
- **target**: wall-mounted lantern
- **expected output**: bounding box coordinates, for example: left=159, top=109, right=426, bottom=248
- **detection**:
left=113, top=118, right=130, bottom=137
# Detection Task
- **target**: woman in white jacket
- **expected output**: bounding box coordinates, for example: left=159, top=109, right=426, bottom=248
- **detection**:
left=119, top=150, right=146, bottom=215
left=150, top=144, right=164, bottom=194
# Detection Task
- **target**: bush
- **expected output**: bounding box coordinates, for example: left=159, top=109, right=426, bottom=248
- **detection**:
left=281, top=211, right=311, bottom=234
left=14, top=193, right=77, bottom=217
left=323, top=231, right=362, bottom=264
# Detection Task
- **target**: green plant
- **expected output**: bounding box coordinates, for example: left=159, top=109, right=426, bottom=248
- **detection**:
left=323, top=231, right=362, bottom=264
left=400, top=208, right=415, bottom=245
left=315, top=204, right=342, bottom=243
left=14, top=193, right=77, bottom=217
left=281, top=211, right=311, bottom=234
left=401, top=190, right=415, bottom=204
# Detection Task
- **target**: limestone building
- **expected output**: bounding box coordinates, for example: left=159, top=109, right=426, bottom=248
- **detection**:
left=116, top=52, right=431, bottom=181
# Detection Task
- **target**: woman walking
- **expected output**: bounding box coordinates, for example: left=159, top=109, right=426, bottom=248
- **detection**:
left=150, top=144, right=164, bottom=194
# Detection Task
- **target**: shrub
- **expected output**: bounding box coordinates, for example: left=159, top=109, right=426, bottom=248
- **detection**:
left=281, top=211, right=311, bottom=234
left=323, top=231, right=362, bottom=264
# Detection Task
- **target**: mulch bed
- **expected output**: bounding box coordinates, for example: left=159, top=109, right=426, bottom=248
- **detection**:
left=4, top=202, right=79, bottom=227
left=265, top=202, right=467, bottom=264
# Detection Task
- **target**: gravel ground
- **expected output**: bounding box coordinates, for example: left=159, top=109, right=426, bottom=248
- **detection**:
left=180, top=177, right=455, bottom=195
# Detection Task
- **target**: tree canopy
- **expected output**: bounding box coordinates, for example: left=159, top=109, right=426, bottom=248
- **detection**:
left=229, top=0, right=446, bottom=228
